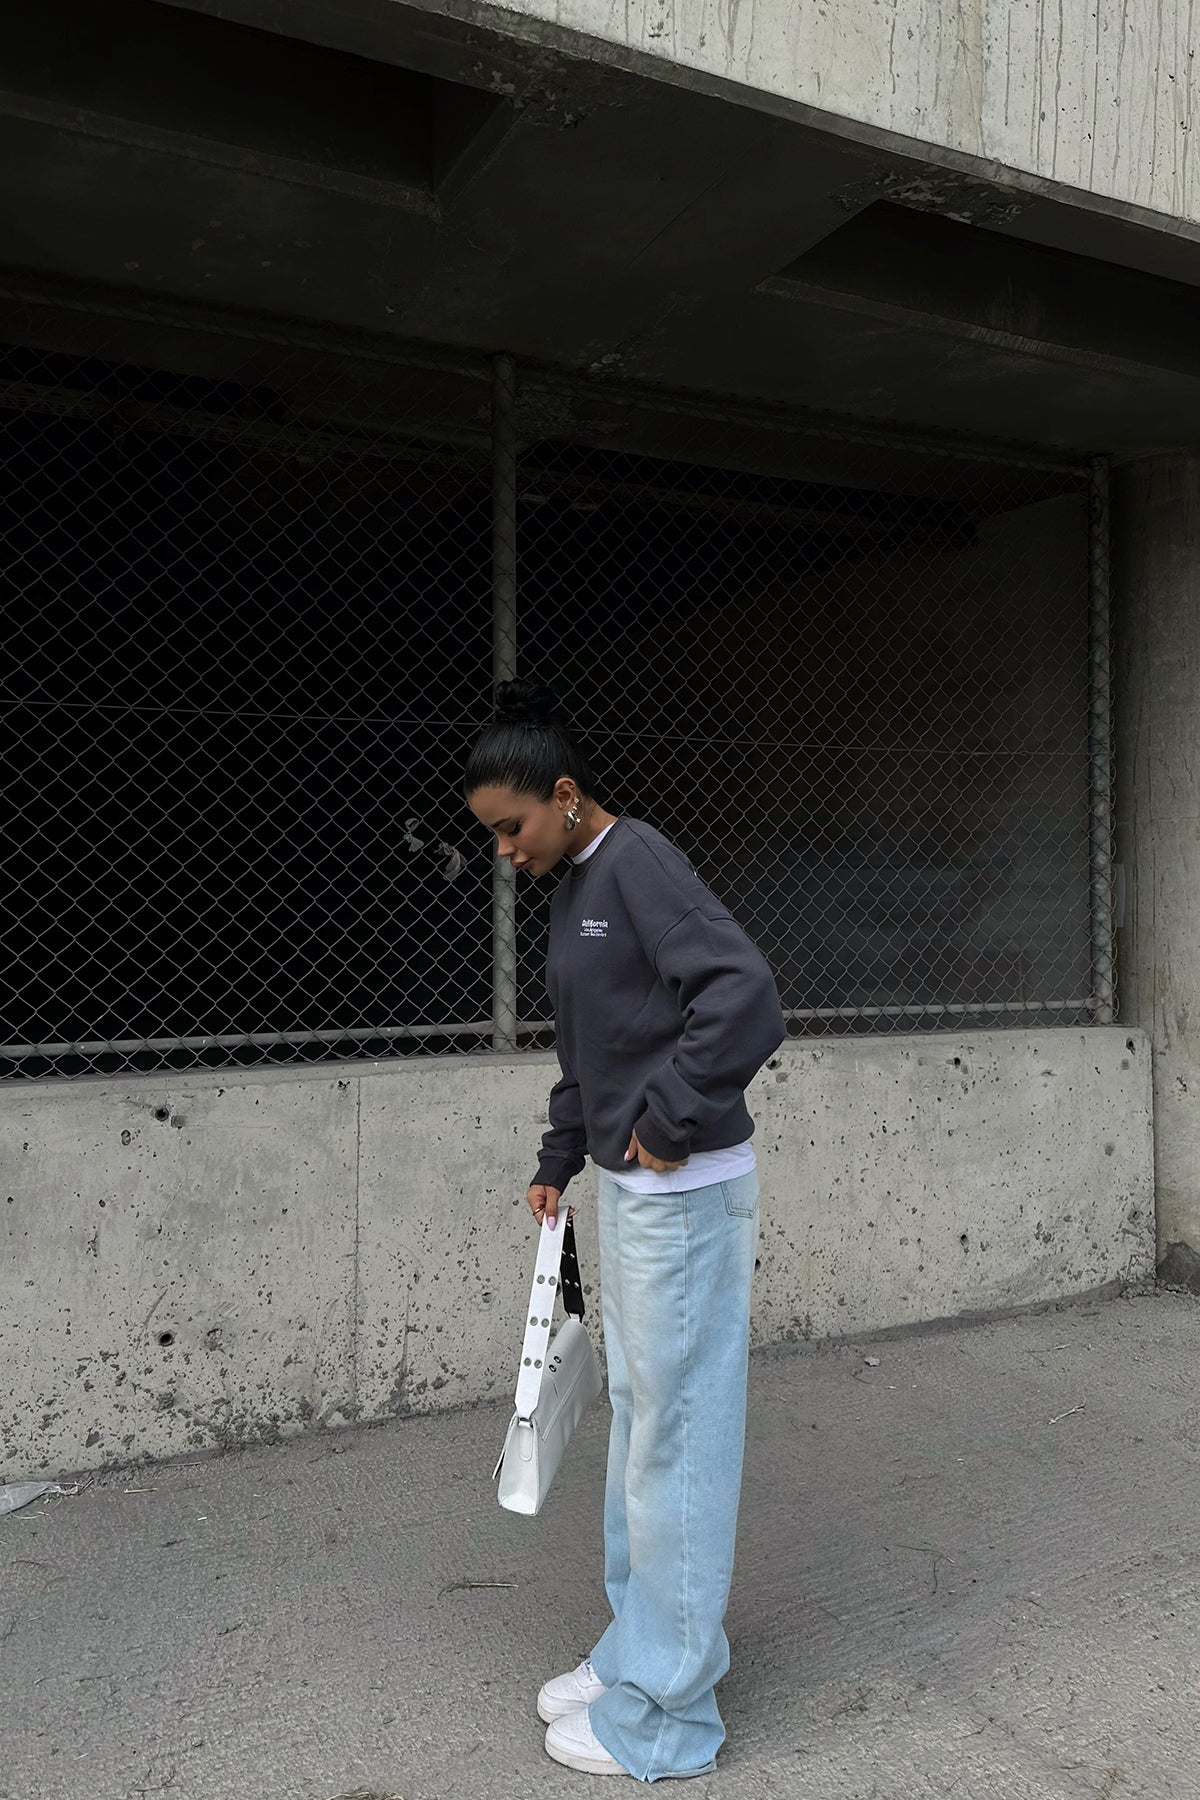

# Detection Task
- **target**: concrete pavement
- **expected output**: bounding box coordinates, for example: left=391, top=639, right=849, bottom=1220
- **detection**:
left=3, top=1290, right=1199, bottom=1800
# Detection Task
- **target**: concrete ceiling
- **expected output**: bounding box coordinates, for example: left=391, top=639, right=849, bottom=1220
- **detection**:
left=1, top=0, right=1198, bottom=456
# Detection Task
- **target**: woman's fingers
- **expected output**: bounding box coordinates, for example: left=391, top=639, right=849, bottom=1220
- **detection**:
left=527, top=1184, right=562, bottom=1227
left=625, top=1129, right=689, bottom=1174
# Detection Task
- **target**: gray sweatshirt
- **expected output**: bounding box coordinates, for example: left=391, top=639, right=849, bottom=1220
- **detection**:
left=533, top=817, right=786, bottom=1194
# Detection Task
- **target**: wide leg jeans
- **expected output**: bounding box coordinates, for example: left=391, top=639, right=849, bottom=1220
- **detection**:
left=587, top=1168, right=759, bottom=1782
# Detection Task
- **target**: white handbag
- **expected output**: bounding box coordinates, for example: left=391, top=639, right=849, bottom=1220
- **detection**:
left=494, top=1208, right=602, bottom=1516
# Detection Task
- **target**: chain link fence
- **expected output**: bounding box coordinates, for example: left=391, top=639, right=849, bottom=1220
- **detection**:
left=0, top=290, right=1112, bottom=1078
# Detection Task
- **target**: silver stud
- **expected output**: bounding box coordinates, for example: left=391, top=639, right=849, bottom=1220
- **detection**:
left=534, top=1358, right=542, bottom=1368
left=523, top=1356, right=531, bottom=1366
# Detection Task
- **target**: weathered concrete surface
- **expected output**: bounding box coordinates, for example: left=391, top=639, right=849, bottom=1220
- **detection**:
left=444, top=0, right=1200, bottom=229
left=1115, top=455, right=1200, bottom=1286
left=751, top=1031, right=1152, bottom=1342
left=355, top=1062, right=604, bottom=1423
left=2, top=1290, right=1197, bottom=1800
left=1, top=1029, right=1153, bottom=1482
left=0, top=1075, right=360, bottom=1479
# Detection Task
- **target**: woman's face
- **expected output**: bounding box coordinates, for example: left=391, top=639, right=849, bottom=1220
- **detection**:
left=468, top=781, right=574, bottom=879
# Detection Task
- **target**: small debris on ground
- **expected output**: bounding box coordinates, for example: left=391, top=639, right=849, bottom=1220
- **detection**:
left=438, top=1579, right=517, bottom=1597
left=323, top=1790, right=406, bottom=1800
left=0, top=1483, right=71, bottom=1516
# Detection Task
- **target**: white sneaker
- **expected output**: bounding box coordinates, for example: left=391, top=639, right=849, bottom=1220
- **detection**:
left=537, top=1656, right=608, bottom=1724
left=544, top=1708, right=630, bottom=1776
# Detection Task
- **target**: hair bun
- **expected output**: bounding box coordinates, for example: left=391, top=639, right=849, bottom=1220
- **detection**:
left=494, top=676, right=562, bottom=728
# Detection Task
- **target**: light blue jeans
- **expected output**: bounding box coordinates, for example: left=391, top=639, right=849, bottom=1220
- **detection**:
left=586, top=1168, right=760, bottom=1782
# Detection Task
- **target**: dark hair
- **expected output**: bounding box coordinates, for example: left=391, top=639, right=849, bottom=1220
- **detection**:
left=464, top=677, right=597, bottom=801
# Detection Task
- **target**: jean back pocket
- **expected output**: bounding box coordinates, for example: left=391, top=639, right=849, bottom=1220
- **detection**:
left=721, top=1175, right=758, bottom=1218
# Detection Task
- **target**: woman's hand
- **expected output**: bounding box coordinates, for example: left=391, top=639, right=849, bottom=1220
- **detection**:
left=625, top=1130, right=689, bottom=1175
left=527, top=1183, right=562, bottom=1228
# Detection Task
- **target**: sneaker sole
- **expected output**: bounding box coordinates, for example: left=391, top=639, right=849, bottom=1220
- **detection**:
left=544, top=1735, right=629, bottom=1776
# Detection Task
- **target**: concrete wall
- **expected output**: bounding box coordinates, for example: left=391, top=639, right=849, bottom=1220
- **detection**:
left=1115, top=456, right=1200, bottom=1286
left=448, top=0, right=1200, bottom=229
left=1, top=1028, right=1152, bottom=1482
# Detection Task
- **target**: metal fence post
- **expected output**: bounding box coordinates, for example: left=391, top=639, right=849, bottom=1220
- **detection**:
left=491, top=353, right=519, bottom=1052
left=1088, top=457, right=1115, bottom=1024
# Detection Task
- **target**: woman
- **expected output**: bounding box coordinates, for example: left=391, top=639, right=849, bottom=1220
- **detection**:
left=465, top=678, right=785, bottom=1783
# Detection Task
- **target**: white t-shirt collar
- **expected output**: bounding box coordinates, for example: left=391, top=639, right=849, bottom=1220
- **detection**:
left=570, top=820, right=618, bottom=865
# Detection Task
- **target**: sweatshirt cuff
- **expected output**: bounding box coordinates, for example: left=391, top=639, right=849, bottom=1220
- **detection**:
left=533, top=1154, right=580, bottom=1194
left=633, top=1107, right=693, bottom=1165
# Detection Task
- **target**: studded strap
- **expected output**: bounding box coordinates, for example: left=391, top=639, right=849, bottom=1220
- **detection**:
left=514, top=1208, right=581, bottom=1419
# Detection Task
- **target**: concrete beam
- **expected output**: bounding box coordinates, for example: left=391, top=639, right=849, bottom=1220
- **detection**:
left=764, top=204, right=1200, bottom=387
left=3, top=1, right=1198, bottom=450
left=0, top=0, right=885, bottom=379
left=394, top=0, right=1200, bottom=238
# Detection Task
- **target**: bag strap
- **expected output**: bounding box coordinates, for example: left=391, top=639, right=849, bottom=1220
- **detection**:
left=559, top=1213, right=585, bottom=1324
left=514, top=1209, right=584, bottom=1419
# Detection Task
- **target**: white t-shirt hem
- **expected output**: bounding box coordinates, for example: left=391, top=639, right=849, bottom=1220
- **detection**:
left=600, top=1141, right=757, bottom=1195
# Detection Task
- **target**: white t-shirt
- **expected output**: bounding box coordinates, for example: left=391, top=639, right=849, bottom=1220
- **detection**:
left=570, top=822, right=756, bottom=1196
left=570, top=821, right=617, bottom=865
